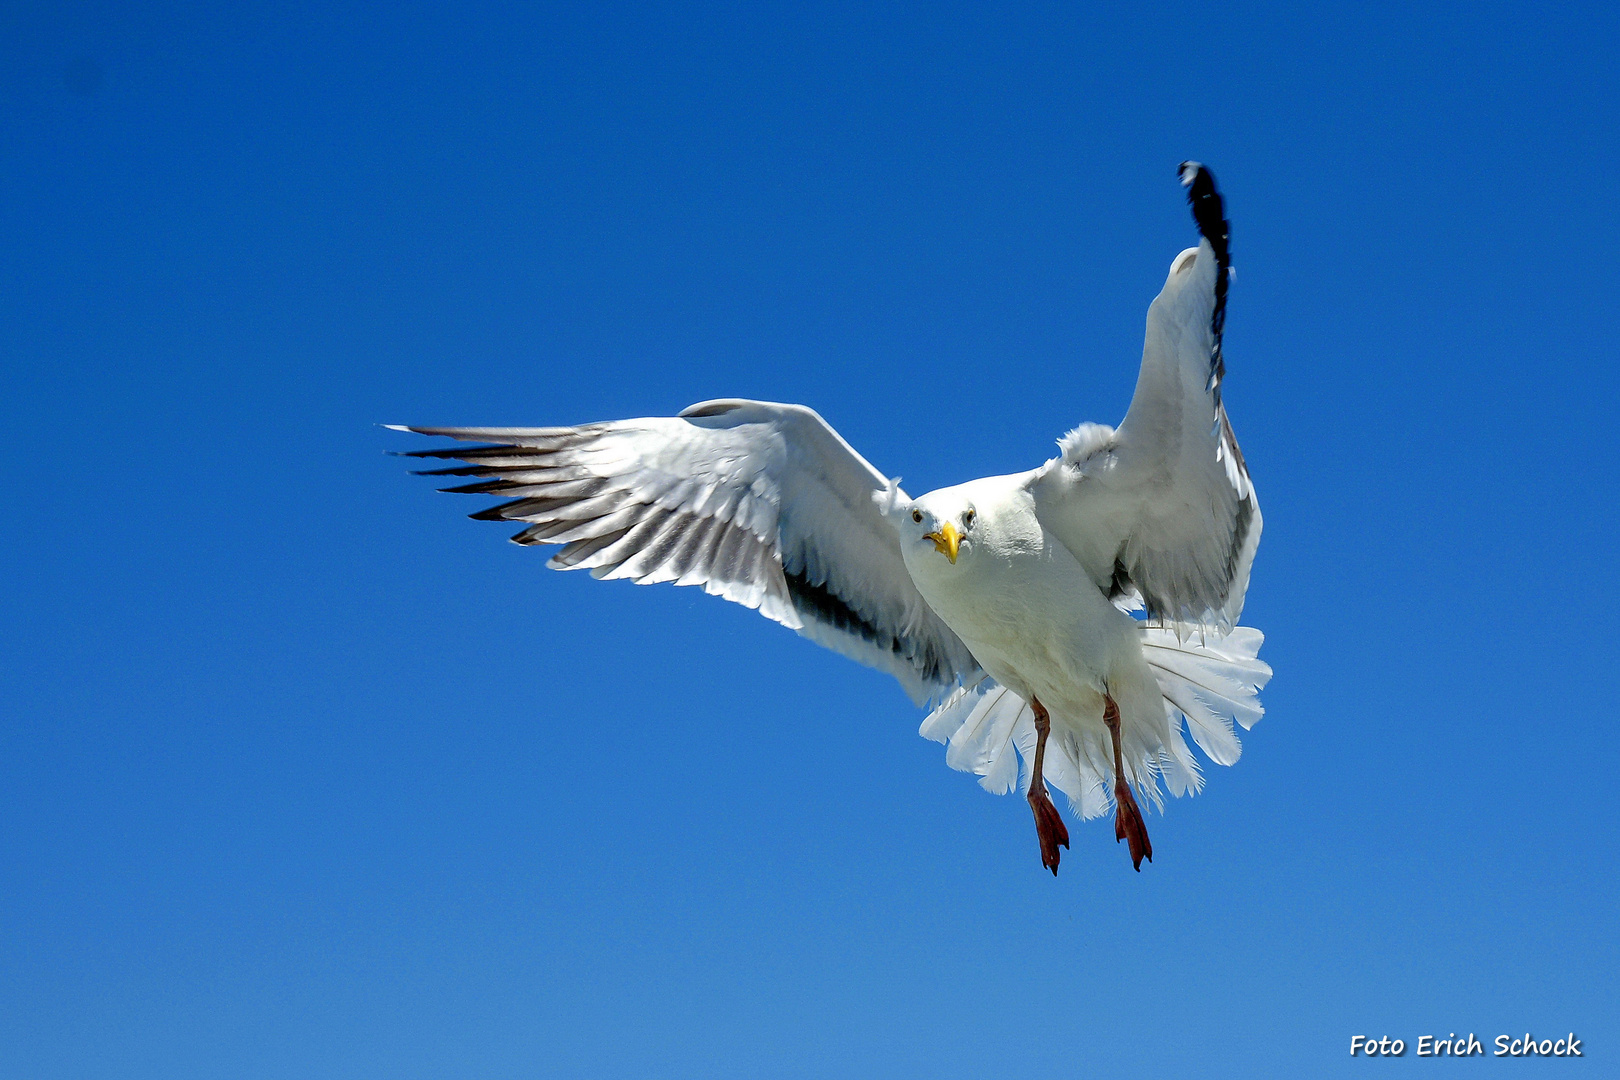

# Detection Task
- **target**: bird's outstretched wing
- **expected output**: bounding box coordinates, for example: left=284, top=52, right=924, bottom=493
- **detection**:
left=392, top=399, right=980, bottom=702
left=1032, top=162, right=1261, bottom=627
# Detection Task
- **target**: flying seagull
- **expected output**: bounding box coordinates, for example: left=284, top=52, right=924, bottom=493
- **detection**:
left=391, top=162, right=1270, bottom=873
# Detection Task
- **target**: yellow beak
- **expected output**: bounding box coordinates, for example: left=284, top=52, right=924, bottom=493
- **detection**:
left=924, top=521, right=961, bottom=564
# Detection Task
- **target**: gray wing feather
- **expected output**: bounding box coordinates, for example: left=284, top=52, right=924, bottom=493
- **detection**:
left=393, top=399, right=979, bottom=702
left=1033, top=236, right=1261, bottom=628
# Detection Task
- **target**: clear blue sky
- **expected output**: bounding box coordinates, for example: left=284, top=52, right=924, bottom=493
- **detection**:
left=3, top=2, right=1616, bottom=1077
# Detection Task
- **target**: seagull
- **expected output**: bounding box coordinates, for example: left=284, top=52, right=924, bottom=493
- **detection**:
left=391, top=162, right=1270, bottom=874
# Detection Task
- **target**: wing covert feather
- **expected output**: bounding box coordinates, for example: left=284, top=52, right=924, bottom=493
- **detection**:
left=393, top=400, right=979, bottom=701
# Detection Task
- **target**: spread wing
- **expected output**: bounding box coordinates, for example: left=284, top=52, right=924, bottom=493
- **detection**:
left=392, top=399, right=980, bottom=702
left=1032, top=162, right=1261, bottom=627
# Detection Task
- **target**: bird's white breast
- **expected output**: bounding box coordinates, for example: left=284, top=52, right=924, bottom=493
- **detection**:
left=901, top=478, right=1139, bottom=710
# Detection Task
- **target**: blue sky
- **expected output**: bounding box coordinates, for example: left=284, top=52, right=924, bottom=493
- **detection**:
left=2, top=2, right=1617, bottom=1077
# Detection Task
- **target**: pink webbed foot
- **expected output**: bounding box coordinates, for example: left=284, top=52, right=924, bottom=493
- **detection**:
left=1113, top=780, right=1153, bottom=870
left=1027, top=784, right=1071, bottom=875
left=1102, top=693, right=1153, bottom=871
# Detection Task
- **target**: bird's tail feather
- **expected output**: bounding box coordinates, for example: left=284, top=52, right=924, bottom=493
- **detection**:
left=1140, top=625, right=1270, bottom=767
left=919, top=626, right=1270, bottom=819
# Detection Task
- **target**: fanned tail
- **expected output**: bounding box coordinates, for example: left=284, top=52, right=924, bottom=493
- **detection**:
left=919, top=626, right=1270, bottom=819
left=919, top=678, right=1114, bottom=821
left=1139, top=625, right=1270, bottom=767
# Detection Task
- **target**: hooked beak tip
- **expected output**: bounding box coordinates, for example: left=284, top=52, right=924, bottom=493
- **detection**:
left=924, top=522, right=961, bottom=564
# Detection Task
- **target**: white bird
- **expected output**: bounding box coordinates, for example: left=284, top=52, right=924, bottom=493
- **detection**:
left=393, top=162, right=1270, bottom=873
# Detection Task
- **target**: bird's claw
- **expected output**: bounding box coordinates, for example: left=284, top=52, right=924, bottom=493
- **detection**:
left=1113, top=781, right=1153, bottom=871
left=1027, top=785, right=1070, bottom=875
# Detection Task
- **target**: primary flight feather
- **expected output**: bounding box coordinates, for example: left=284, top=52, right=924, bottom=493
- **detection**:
left=392, top=162, right=1270, bottom=873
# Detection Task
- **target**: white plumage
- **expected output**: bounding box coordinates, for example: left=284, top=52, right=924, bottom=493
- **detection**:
left=393, top=162, right=1270, bottom=871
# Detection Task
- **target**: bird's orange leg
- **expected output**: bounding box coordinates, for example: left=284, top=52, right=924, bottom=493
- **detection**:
left=1103, top=694, right=1152, bottom=870
left=1026, top=696, right=1070, bottom=875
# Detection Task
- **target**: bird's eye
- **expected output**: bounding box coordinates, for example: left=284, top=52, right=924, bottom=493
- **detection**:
left=963, top=509, right=975, bottom=527
left=911, top=509, right=923, bottom=524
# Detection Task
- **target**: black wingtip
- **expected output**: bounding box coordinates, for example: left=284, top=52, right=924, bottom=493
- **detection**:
left=438, top=479, right=519, bottom=495
left=1178, top=161, right=1228, bottom=261
left=1178, top=160, right=1232, bottom=397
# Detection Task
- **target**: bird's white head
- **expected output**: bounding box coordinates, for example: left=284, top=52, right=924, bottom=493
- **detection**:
left=897, top=490, right=980, bottom=570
